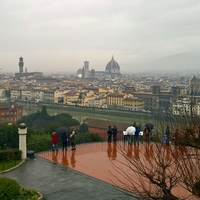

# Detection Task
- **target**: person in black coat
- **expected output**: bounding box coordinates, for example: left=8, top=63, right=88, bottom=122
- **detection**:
left=107, top=126, right=112, bottom=143
left=112, top=125, right=117, bottom=143
left=61, top=132, right=68, bottom=151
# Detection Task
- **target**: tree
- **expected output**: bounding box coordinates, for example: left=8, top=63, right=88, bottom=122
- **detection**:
left=39, top=105, right=49, bottom=119
left=17, top=108, right=80, bottom=131
left=112, top=106, right=200, bottom=199
left=0, top=124, right=18, bottom=149
left=115, top=143, right=180, bottom=200
left=79, top=123, right=88, bottom=133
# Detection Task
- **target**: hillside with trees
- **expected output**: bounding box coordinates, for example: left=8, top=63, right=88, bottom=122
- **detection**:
left=17, top=105, right=80, bottom=130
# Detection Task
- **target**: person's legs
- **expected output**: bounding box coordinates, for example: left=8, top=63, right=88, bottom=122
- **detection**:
left=55, top=143, right=58, bottom=151
left=134, top=136, right=136, bottom=145
left=52, top=144, right=55, bottom=151
left=128, top=135, right=132, bottom=144
left=136, top=136, right=139, bottom=145
left=146, top=134, right=149, bottom=144
left=65, top=142, right=67, bottom=151
left=62, top=142, right=67, bottom=150
left=62, top=143, right=65, bottom=150
left=108, top=134, right=111, bottom=142
left=166, top=134, right=170, bottom=145
left=113, top=134, right=117, bottom=142
left=71, top=142, right=76, bottom=150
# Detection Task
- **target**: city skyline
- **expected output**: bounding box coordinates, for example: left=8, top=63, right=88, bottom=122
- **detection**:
left=1, top=0, right=200, bottom=73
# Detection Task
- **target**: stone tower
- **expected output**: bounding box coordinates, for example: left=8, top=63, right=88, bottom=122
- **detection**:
left=19, top=57, right=24, bottom=73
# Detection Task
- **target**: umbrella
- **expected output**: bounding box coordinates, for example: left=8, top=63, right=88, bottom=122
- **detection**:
left=145, top=123, right=154, bottom=129
left=125, top=126, right=136, bottom=135
left=56, top=127, right=67, bottom=133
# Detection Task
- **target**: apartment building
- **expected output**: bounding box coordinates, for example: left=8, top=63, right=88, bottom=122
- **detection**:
left=88, top=98, right=107, bottom=108
left=32, top=89, right=44, bottom=102
left=54, top=89, right=66, bottom=103
left=123, top=97, right=144, bottom=111
left=172, top=97, right=200, bottom=116
left=0, top=102, right=23, bottom=124
left=64, top=92, right=79, bottom=105
left=21, top=89, right=32, bottom=101
left=10, top=89, right=21, bottom=101
left=107, top=93, right=124, bottom=110
left=133, top=86, right=183, bottom=112
left=43, top=89, right=55, bottom=103
left=82, top=91, right=95, bottom=106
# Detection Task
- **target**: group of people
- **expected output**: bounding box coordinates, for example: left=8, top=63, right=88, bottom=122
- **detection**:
left=144, top=126, right=154, bottom=144
left=111, top=123, right=154, bottom=145
left=125, top=125, right=141, bottom=145
left=162, top=126, right=180, bottom=145
left=51, top=130, right=76, bottom=151
left=107, top=125, right=118, bottom=143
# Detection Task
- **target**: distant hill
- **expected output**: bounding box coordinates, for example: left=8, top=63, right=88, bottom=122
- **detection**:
left=147, top=52, right=200, bottom=72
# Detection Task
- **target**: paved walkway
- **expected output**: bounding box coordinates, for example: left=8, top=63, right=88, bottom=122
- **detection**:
left=1, top=154, right=138, bottom=200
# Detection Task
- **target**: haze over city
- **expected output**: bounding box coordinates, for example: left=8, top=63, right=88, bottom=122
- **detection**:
left=1, top=0, right=200, bottom=73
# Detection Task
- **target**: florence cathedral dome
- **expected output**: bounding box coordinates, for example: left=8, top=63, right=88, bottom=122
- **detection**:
left=105, top=56, right=120, bottom=73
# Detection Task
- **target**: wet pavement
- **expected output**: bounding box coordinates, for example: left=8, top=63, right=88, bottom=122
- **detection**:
left=1, top=141, right=196, bottom=199
left=1, top=142, right=138, bottom=200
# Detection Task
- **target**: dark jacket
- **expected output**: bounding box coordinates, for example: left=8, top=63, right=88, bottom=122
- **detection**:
left=61, top=132, right=68, bottom=143
left=135, top=127, right=140, bottom=137
left=112, top=127, right=117, bottom=135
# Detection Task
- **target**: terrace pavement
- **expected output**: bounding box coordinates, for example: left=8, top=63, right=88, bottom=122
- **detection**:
left=1, top=141, right=138, bottom=200
left=1, top=141, right=197, bottom=200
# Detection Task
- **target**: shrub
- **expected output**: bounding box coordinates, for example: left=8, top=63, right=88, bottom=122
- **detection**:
left=16, top=187, right=40, bottom=200
left=0, top=177, right=20, bottom=200
left=0, top=149, right=22, bottom=161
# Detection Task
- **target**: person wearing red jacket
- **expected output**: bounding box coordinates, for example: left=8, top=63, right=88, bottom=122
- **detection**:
left=52, top=132, right=59, bottom=151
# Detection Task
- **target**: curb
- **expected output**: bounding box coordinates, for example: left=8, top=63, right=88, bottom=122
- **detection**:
left=0, top=159, right=26, bottom=174
left=0, top=159, right=43, bottom=200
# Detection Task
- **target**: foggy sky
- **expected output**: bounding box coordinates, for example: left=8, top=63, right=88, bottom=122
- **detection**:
left=1, top=0, right=200, bottom=73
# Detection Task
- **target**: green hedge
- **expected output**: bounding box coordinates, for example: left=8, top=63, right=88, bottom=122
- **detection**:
left=0, top=177, right=40, bottom=200
left=27, top=133, right=103, bottom=153
left=27, top=140, right=52, bottom=153
left=0, top=177, right=21, bottom=200
left=0, top=149, right=22, bottom=161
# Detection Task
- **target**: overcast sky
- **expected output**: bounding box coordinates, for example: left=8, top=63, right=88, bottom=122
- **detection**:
left=1, top=0, right=200, bottom=73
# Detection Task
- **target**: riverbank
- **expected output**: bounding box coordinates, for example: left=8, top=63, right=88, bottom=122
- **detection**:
left=21, top=102, right=153, bottom=125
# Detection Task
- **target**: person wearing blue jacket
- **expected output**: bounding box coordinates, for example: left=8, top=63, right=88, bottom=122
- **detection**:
left=134, top=126, right=140, bottom=145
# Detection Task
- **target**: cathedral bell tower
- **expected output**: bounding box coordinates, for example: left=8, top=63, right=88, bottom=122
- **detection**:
left=19, top=57, right=24, bottom=73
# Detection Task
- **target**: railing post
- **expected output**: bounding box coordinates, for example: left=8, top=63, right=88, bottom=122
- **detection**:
left=18, top=123, right=27, bottom=159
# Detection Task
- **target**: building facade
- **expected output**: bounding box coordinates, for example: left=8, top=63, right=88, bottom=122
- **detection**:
left=0, top=102, right=23, bottom=124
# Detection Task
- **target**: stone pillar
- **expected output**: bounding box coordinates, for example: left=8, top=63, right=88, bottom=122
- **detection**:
left=18, top=123, right=27, bottom=159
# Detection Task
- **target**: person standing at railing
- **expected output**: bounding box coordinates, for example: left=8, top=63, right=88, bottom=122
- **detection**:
left=134, top=125, right=140, bottom=145
left=165, top=126, right=171, bottom=145
left=107, top=126, right=112, bottom=143
left=144, top=127, right=150, bottom=144
left=112, top=125, right=117, bottom=143
left=70, top=131, right=76, bottom=150
left=52, top=132, right=58, bottom=151
left=61, top=131, right=68, bottom=151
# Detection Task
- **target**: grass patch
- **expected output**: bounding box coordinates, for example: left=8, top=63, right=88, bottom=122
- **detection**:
left=0, top=160, right=22, bottom=172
